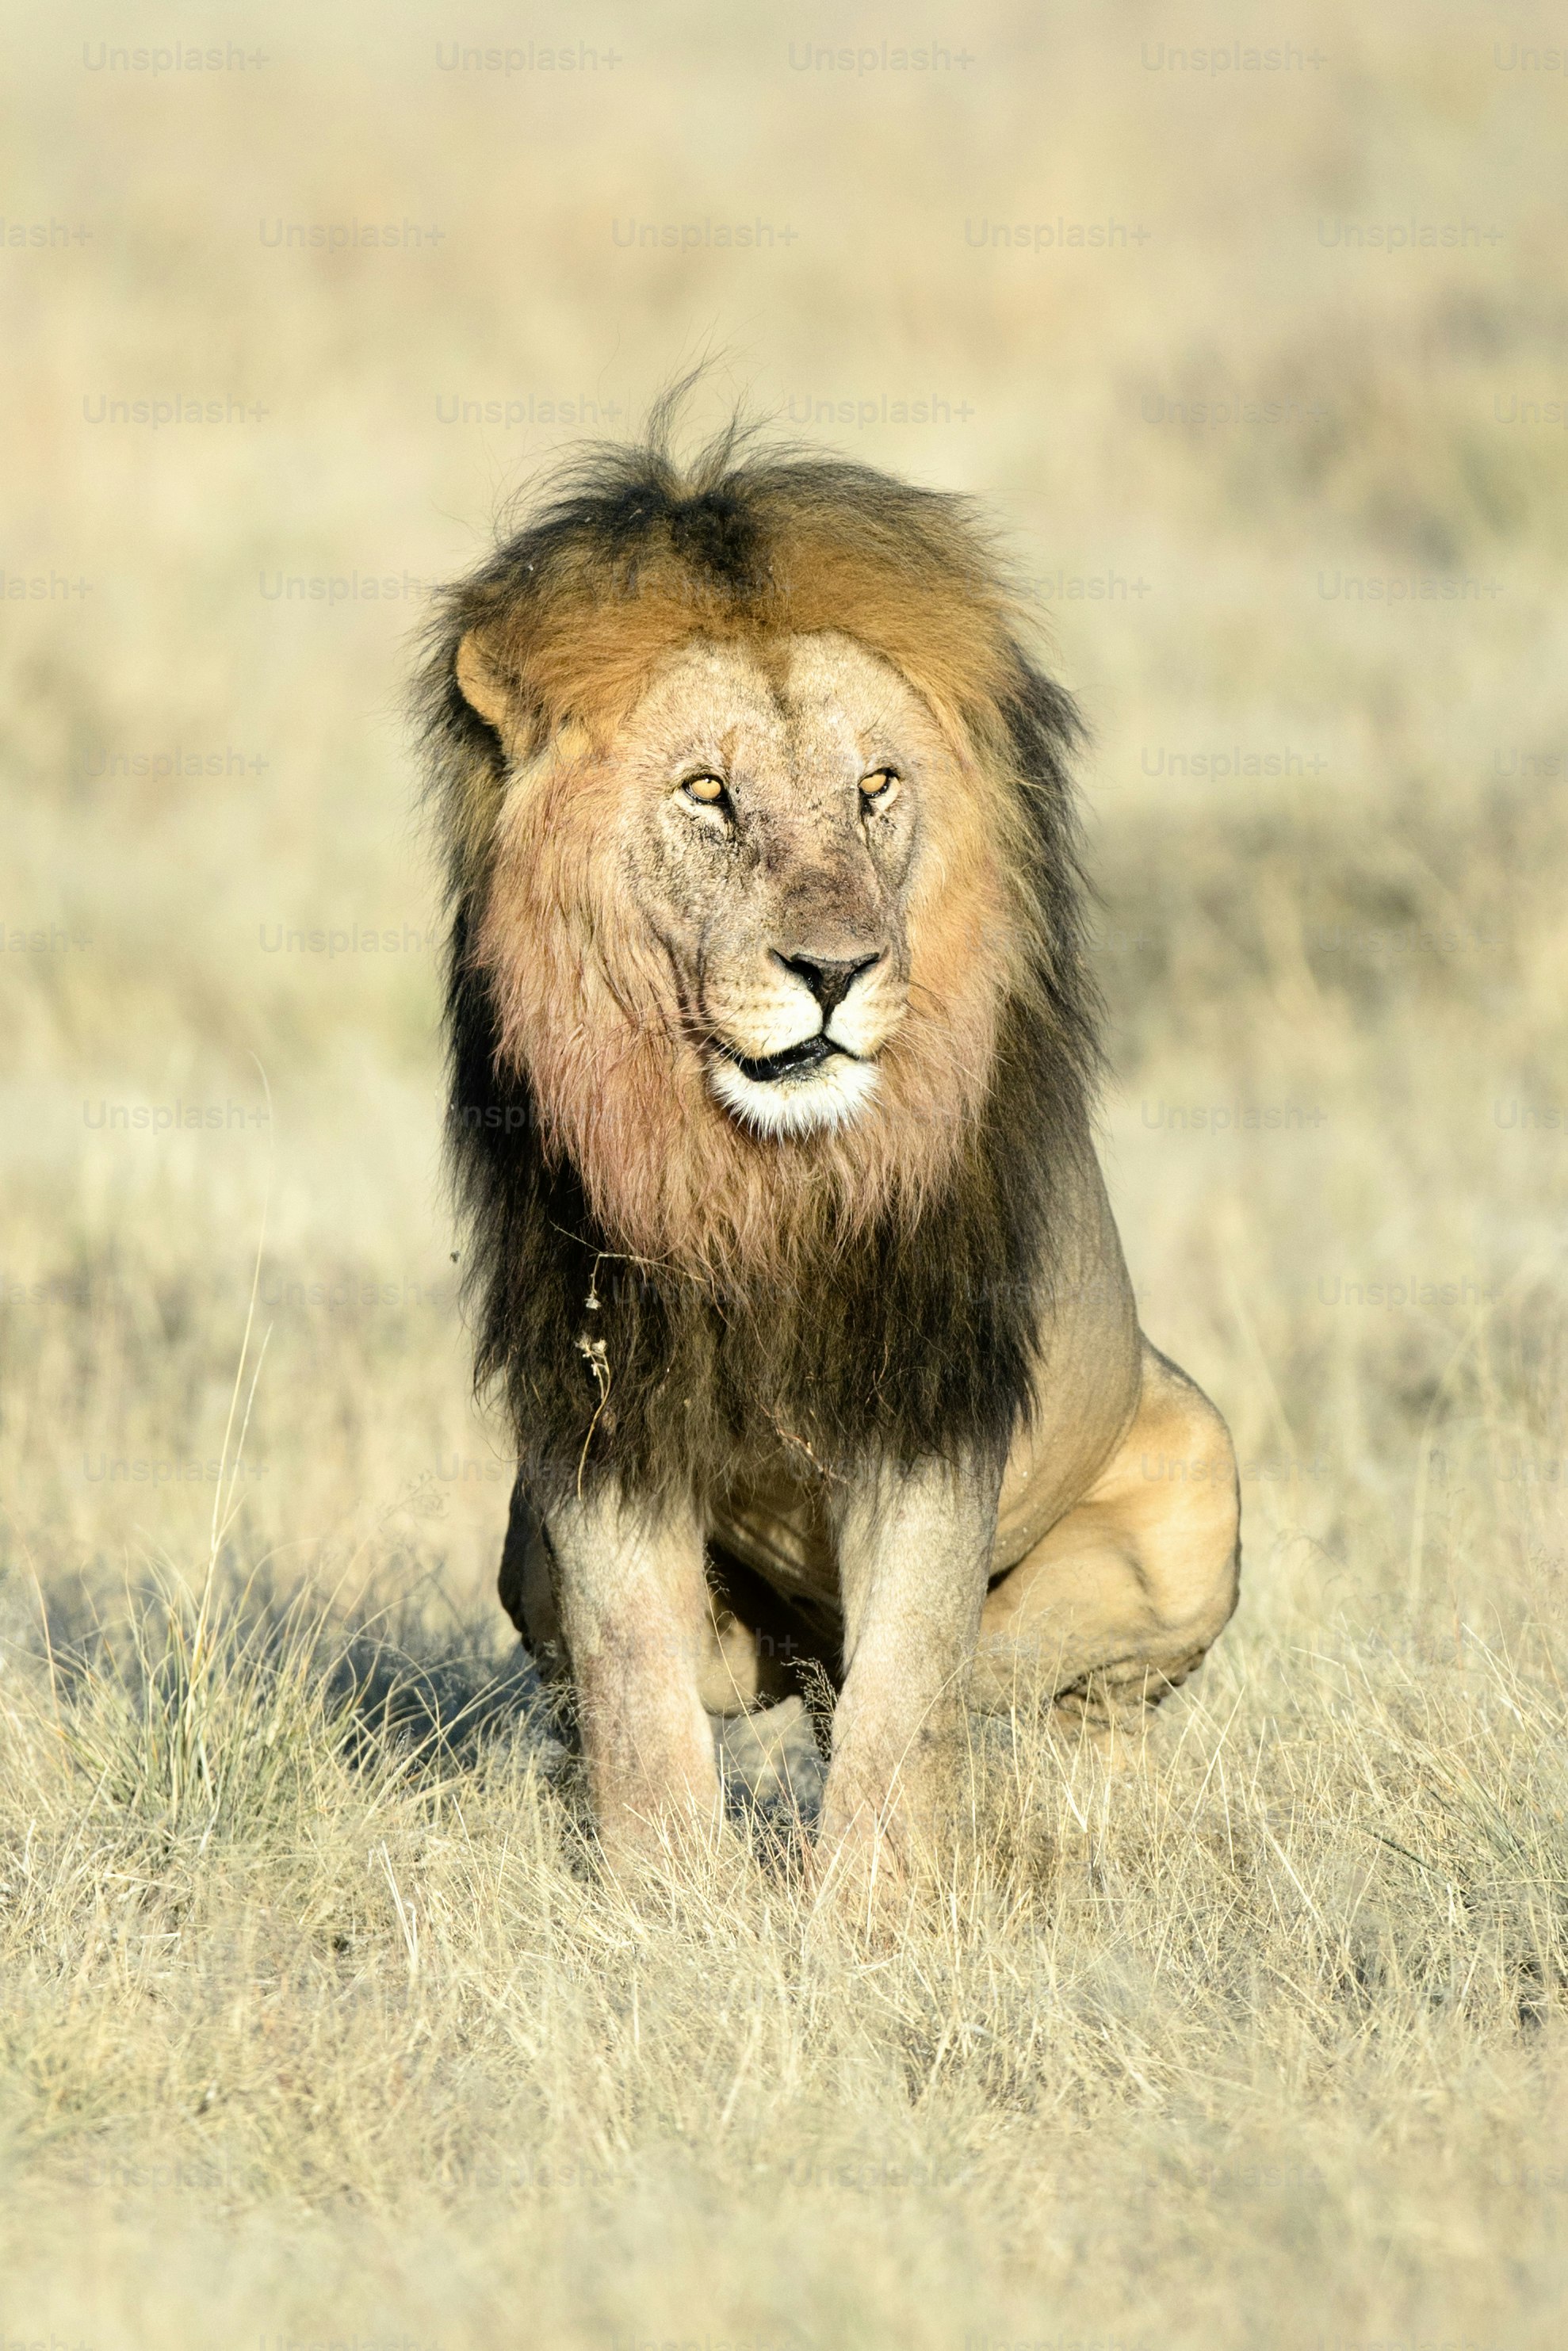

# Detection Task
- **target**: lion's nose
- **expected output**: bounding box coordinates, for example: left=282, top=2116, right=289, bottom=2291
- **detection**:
left=774, top=949, right=883, bottom=1019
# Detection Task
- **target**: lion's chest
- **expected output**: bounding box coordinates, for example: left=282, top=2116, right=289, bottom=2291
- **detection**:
left=709, top=1476, right=842, bottom=1615
left=707, top=1436, right=1075, bottom=1619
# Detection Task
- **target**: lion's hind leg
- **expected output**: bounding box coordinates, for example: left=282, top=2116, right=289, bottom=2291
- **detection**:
left=974, top=1341, right=1241, bottom=1733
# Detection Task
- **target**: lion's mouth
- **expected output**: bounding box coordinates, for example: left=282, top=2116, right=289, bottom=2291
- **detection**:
left=707, top=1031, right=882, bottom=1135
left=718, top=1035, right=851, bottom=1086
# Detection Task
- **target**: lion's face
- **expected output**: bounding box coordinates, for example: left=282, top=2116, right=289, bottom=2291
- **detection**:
left=474, top=624, right=1019, bottom=1264
left=610, top=633, right=941, bottom=1138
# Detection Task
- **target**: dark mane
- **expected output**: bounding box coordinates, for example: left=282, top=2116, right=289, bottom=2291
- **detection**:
left=413, top=419, right=1102, bottom=1512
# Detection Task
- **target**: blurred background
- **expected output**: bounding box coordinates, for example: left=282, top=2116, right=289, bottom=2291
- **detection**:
left=4, top=0, right=1567, bottom=1661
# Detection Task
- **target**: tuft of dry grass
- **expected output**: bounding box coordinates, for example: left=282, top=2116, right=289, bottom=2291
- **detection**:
left=5, top=0, right=1568, bottom=2341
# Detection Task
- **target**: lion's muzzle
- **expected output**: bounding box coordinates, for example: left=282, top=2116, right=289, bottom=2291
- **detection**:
left=704, top=948, right=900, bottom=1138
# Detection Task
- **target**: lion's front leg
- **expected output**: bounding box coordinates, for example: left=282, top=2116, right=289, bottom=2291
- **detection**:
left=545, top=1485, right=722, bottom=1863
left=820, top=1458, right=1000, bottom=1880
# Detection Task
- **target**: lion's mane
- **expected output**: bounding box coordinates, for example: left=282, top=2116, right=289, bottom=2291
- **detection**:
left=415, top=416, right=1102, bottom=1510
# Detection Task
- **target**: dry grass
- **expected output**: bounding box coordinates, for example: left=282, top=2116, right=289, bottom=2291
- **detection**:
left=3, top=1565, right=1567, bottom=2348
left=4, top=1, right=1568, bottom=2342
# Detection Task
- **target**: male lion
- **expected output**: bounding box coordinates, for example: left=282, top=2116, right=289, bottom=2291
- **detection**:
left=417, top=421, right=1240, bottom=1871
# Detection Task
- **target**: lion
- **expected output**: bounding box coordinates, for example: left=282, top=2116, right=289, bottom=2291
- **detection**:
left=415, top=415, right=1241, bottom=1873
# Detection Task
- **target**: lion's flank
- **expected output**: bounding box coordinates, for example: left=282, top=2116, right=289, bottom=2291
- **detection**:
left=414, top=409, right=1103, bottom=1508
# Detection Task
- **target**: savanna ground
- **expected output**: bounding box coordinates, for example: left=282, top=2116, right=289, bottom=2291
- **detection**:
left=4, top=3, right=1568, bottom=2345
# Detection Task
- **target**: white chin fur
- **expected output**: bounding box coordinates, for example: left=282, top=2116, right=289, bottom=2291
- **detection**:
left=708, top=1052, right=881, bottom=1137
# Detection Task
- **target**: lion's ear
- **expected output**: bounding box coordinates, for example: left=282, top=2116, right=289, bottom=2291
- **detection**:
left=453, top=628, right=518, bottom=735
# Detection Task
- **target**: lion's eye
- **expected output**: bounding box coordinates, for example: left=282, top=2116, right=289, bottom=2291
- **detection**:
left=682, top=772, right=729, bottom=808
left=859, top=768, right=901, bottom=810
